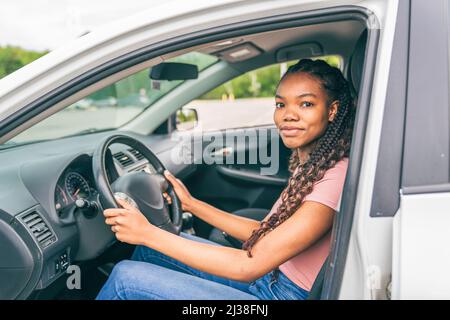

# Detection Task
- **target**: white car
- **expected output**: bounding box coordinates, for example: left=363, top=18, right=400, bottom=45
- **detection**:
left=0, top=0, right=446, bottom=300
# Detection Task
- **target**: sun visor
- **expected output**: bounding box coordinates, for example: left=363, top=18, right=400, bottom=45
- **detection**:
left=213, top=42, right=263, bottom=63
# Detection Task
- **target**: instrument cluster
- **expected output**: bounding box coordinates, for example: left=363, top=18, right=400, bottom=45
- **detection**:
left=55, top=171, right=97, bottom=212
left=54, top=156, right=99, bottom=218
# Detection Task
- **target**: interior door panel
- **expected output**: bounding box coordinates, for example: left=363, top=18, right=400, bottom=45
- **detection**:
left=215, top=165, right=288, bottom=186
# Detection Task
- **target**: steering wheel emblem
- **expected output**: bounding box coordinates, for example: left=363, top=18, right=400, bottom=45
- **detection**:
left=113, top=192, right=139, bottom=210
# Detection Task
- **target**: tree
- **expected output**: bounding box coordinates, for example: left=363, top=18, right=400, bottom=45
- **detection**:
left=0, top=46, right=48, bottom=79
left=199, top=55, right=342, bottom=100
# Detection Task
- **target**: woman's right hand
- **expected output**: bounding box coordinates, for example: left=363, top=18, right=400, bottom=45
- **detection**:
left=163, top=170, right=195, bottom=211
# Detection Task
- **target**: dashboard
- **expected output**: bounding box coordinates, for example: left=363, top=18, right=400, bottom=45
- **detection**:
left=0, top=130, right=195, bottom=299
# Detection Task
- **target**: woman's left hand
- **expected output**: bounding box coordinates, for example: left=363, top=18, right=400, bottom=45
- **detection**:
left=103, top=198, right=154, bottom=245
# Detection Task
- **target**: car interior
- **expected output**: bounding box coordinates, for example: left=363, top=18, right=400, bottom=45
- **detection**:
left=0, top=15, right=368, bottom=300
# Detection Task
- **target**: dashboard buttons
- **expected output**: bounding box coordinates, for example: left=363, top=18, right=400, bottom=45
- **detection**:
left=54, top=251, right=69, bottom=275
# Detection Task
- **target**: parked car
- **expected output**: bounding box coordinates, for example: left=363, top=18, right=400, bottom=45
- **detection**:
left=0, top=0, right=446, bottom=300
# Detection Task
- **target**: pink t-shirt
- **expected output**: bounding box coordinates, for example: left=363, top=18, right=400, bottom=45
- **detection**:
left=269, top=157, right=349, bottom=291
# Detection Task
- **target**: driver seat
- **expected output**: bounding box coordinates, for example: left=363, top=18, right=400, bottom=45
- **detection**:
left=208, top=208, right=267, bottom=247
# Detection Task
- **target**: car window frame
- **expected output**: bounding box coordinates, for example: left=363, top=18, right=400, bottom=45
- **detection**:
left=402, top=0, right=450, bottom=192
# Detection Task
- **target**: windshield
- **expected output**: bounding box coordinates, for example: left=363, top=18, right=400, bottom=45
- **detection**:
left=3, top=52, right=217, bottom=147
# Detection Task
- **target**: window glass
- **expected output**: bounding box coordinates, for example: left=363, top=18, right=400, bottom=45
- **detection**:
left=179, top=56, right=341, bottom=132
left=5, top=52, right=217, bottom=146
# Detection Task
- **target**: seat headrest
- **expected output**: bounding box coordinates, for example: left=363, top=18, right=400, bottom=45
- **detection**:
left=348, top=29, right=367, bottom=95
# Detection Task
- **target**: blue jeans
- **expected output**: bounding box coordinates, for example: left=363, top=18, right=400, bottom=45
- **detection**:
left=96, top=232, right=309, bottom=300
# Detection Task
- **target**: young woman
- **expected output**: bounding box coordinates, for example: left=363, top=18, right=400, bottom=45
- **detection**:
left=96, top=58, right=355, bottom=300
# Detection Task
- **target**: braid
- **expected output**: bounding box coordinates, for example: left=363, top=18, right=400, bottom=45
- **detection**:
left=242, top=59, right=355, bottom=257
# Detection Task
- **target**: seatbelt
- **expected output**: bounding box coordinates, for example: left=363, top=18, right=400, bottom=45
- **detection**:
left=222, top=231, right=243, bottom=248
left=307, top=256, right=329, bottom=300
left=307, top=204, right=338, bottom=300
left=307, top=194, right=342, bottom=299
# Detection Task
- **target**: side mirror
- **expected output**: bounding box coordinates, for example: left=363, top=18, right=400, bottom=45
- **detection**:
left=150, top=62, right=198, bottom=81
left=176, top=108, right=198, bottom=131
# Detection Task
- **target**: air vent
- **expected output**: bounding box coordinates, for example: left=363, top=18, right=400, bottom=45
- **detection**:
left=128, top=148, right=145, bottom=161
left=113, top=151, right=135, bottom=167
left=20, top=211, right=56, bottom=249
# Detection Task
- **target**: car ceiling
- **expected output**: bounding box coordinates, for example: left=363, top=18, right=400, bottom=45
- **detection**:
left=192, top=19, right=366, bottom=70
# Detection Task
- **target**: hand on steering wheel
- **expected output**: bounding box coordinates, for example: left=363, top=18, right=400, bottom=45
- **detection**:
left=93, top=133, right=183, bottom=235
left=162, top=170, right=195, bottom=211
left=103, top=197, right=155, bottom=245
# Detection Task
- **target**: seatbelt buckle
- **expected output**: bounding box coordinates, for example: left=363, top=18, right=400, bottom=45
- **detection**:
left=222, top=231, right=243, bottom=248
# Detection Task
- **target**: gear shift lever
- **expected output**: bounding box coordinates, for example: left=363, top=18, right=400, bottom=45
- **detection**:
left=182, top=212, right=195, bottom=235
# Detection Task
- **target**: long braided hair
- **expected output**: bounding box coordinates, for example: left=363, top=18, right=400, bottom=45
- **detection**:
left=242, top=59, right=356, bottom=257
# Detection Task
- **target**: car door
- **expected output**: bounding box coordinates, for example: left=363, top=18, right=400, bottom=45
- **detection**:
left=332, top=0, right=450, bottom=300
left=391, top=0, right=450, bottom=300
left=187, top=128, right=290, bottom=213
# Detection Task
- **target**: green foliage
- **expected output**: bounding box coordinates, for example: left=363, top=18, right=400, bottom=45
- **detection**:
left=200, top=55, right=342, bottom=100
left=0, top=46, right=48, bottom=79
left=88, top=51, right=218, bottom=103
left=318, top=55, right=340, bottom=68
left=177, top=109, right=197, bottom=123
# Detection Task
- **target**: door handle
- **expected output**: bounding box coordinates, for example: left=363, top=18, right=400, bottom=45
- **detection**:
left=210, top=146, right=233, bottom=157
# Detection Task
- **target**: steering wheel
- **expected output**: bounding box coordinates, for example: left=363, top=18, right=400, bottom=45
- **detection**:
left=92, top=134, right=183, bottom=235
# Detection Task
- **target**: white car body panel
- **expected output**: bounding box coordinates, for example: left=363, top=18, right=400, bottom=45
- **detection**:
left=392, top=192, right=450, bottom=299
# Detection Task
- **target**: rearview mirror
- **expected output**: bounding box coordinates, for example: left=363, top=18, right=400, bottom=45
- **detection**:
left=150, top=62, right=198, bottom=81
left=176, top=108, right=198, bottom=131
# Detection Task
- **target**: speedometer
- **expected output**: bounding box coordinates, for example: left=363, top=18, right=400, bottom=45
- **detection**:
left=65, top=172, right=91, bottom=201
